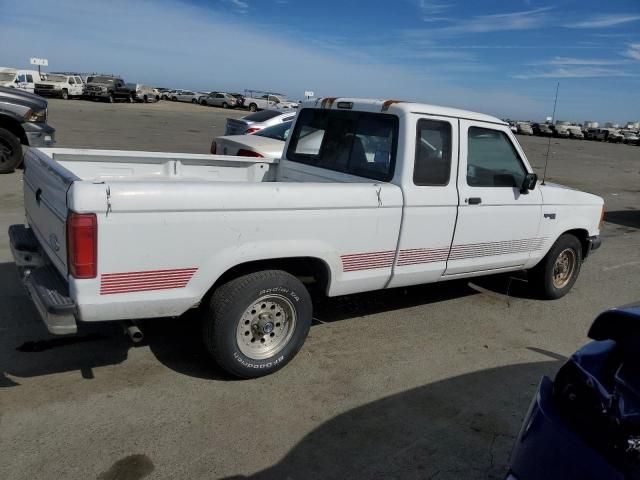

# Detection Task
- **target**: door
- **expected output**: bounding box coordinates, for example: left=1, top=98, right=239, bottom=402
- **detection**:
left=444, top=120, right=542, bottom=276
left=388, top=115, right=459, bottom=288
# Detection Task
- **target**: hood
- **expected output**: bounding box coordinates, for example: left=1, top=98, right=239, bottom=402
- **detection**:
left=0, top=85, right=48, bottom=111
left=538, top=182, right=603, bottom=206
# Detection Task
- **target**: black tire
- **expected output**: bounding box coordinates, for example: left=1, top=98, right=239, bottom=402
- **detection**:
left=249, top=103, right=257, bottom=112
left=143, top=95, right=148, bottom=103
left=0, top=127, right=23, bottom=174
left=203, top=270, right=312, bottom=378
left=528, top=234, right=582, bottom=300
left=61, top=89, right=69, bottom=100
left=127, top=94, right=134, bottom=103
left=172, top=97, right=177, bottom=101
left=200, top=99, right=207, bottom=106
left=108, top=93, right=115, bottom=103
left=191, top=98, right=197, bottom=104
left=222, top=102, right=228, bottom=109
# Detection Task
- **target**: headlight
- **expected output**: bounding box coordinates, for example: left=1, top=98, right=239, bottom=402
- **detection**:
left=25, top=108, right=47, bottom=123
left=101, top=86, right=107, bottom=92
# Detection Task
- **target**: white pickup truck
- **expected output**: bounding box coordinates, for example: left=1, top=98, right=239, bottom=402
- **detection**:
left=244, top=92, right=298, bottom=112
left=9, top=98, right=604, bottom=378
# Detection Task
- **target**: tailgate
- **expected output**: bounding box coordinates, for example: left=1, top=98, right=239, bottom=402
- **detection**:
left=23, top=149, right=77, bottom=276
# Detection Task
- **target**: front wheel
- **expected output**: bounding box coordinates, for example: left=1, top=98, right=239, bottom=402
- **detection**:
left=61, top=89, right=69, bottom=100
left=249, top=103, right=257, bottom=112
left=203, top=270, right=312, bottom=378
left=0, top=127, right=23, bottom=174
left=528, top=234, right=582, bottom=299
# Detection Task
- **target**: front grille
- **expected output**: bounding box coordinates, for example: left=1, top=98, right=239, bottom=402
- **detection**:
left=35, top=84, right=54, bottom=90
left=86, top=85, right=103, bottom=92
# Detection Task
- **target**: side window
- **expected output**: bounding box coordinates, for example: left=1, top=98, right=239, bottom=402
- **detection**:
left=69, top=77, right=75, bottom=84
left=17, top=74, right=26, bottom=83
left=26, top=74, right=34, bottom=83
left=414, top=119, right=452, bottom=186
left=75, top=77, right=82, bottom=83
left=467, top=126, right=526, bottom=188
left=216, top=94, right=224, bottom=98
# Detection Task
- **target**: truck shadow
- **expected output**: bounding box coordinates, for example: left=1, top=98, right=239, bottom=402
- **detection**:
left=605, top=210, right=640, bottom=230
left=0, top=260, right=535, bottom=384
left=218, top=359, right=562, bottom=480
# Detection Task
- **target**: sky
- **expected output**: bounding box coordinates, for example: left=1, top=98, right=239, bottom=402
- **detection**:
left=1, top=0, right=639, bottom=123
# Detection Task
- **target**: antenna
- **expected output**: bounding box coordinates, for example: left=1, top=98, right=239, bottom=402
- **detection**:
left=542, top=82, right=560, bottom=185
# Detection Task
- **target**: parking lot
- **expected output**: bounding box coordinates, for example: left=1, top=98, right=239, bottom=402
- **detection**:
left=1, top=99, right=639, bottom=479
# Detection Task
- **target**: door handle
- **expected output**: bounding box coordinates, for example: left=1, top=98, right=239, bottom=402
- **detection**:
left=35, top=188, right=42, bottom=206
left=467, top=197, right=482, bottom=205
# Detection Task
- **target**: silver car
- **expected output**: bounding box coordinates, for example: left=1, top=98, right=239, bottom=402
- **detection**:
left=201, top=92, right=239, bottom=109
left=172, top=90, right=203, bottom=103
left=225, top=109, right=297, bottom=135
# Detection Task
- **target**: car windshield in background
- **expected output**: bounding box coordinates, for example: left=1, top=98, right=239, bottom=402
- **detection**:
left=43, top=75, right=67, bottom=82
left=88, top=76, right=115, bottom=84
left=287, top=108, right=399, bottom=182
left=0, top=72, right=15, bottom=81
left=244, top=110, right=283, bottom=122
left=255, top=121, right=292, bottom=141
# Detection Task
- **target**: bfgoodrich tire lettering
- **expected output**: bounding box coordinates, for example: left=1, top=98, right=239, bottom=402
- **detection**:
left=203, top=270, right=312, bottom=378
left=529, top=234, right=583, bottom=299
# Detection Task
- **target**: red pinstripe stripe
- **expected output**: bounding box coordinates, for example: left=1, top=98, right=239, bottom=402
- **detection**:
left=100, top=267, right=197, bottom=295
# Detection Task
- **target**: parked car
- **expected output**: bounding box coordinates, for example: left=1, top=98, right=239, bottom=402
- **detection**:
left=567, top=126, right=584, bottom=139
left=584, top=128, right=598, bottom=140
left=516, top=122, right=533, bottom=135
left=9, top=97, right=604, bottom=378
left=0, top=86, right=55, bottom=173
left=230, top=93, right=246, bottom=108
left=508, top=122, right=518, bottom=134
left=201, top=92, right=239, bottom=109
left=532, top=123, right=553, bottom=136
left=35, top=74, right=84, bottom=99
left=0, top=68, right=43, bottom=93
left=211, top=120, right=292, bottom=157
left=553, top=121, right=571, bottom=138
left=243, top=91, right=298, bottom=112
left=594, top=128, right=624, bottom=143
left=171, top=90, right=202, bottom=103
left=83, top=76, right=137, bottom=103
left=621, top=130, right=639, bottom=144
left=160, top=89, right=178, bottom=100
left=225, top=109, right=297, bottom=135
left=134, top=84, right=158, bottom=103
left=507, top=303, right=640, bottom=480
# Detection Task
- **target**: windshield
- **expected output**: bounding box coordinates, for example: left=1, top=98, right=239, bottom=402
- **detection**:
left=43, top=74, right=67, bottom=82
left=255, top=121, right=292, bottom=141
left=88, top=76, right=116, bottom=84
left=0, top=72, right=16, bottom=81
left=243, top=110, right=283, bottom=122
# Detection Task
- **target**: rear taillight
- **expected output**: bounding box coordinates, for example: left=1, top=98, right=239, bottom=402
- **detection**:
left=245, top=127, right=261, bottom=134
left=210, top=141, right=217, bottom=154
left=66, top=212, right=97, bottom=279
left=236, top=149, right=264, bottom=158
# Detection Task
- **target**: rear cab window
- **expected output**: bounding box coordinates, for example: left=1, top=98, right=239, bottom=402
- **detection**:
left=414, top=119, right=452, bottom=186
left=286, top=108, right=399, bottom=182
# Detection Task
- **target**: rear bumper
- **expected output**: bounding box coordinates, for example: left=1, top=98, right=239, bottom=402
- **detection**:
left=8, top=224, right=78, bottom=335
left=507, top=377, right=623, bottom=480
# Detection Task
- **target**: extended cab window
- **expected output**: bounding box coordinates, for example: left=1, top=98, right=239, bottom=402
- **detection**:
left=467, top=127, right=526, bottom=188
left=414, top=119, right=452, bottom=186
left=287, top=109, right=399, bottom=182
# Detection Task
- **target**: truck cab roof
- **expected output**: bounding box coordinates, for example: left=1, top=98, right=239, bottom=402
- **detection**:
left=300, top=97, right=506, bottom=125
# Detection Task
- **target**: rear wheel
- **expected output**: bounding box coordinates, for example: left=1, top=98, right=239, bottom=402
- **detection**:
left=0, top=127, right=22, bottom=174
left=249, top=103, right=257, bottom=112
left=191, top=98, right=197, bottom=104
left=528, top=234, right=582, bottom=299
left=202, top=270, right=312, bottom=378
left=222, top=102, right=229, bottom=109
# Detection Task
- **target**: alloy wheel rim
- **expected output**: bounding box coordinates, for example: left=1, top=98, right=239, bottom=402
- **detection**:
left=552, top=248, right=576, bottom=289
left=236, top=294, right=296, bottom=360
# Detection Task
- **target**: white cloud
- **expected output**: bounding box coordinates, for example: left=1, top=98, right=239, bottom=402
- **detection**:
left=513, top=67, right=635, bottom=79
left=529, top=57, right=629, bottom=66
left=227, top=0, right=248, bottom=13
left=433, top=7, right=552, bottom=35
left=626, top=43, right=640, bottom=61
left=565, top=14, right=640, bottom=28
left=418, top=1, right=453, bottom=14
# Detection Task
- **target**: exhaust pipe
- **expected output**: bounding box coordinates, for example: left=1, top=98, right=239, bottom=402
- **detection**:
left=123, top=321, right=143, bottom=343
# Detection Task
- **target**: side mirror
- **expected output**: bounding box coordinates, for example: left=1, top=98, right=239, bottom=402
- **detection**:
left=521, top=172, right=538, bottom=193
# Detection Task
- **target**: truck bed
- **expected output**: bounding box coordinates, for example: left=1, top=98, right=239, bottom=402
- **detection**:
left=34, top=148, right=278, bottom=183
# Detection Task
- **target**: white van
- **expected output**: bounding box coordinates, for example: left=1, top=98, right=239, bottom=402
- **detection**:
left=0, top=68, right=43, bottom=93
